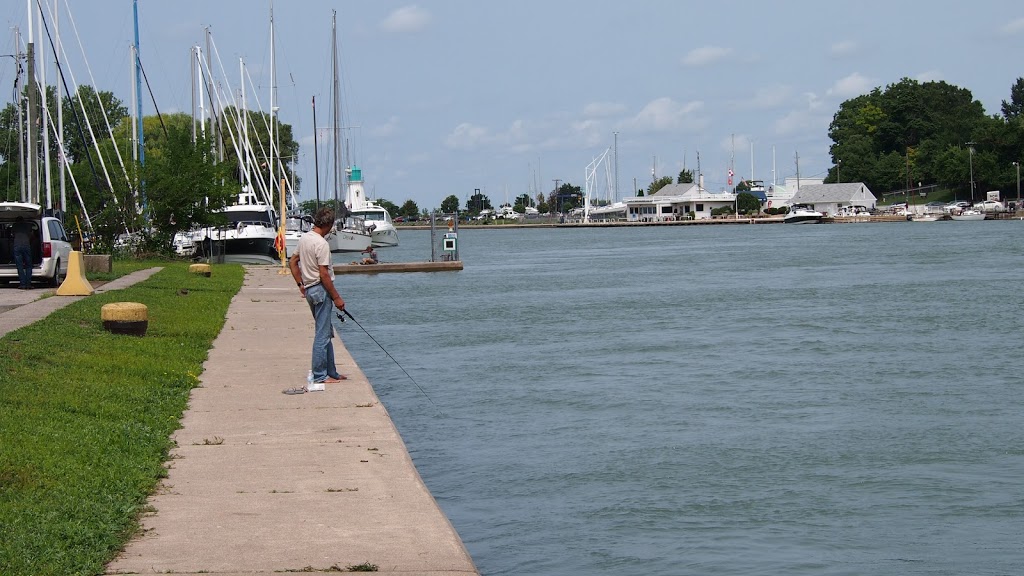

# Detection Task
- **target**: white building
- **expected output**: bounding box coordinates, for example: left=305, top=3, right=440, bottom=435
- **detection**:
left=621, top=182, right=737, bottom=221
left=786, top=182, right=877, bottom=216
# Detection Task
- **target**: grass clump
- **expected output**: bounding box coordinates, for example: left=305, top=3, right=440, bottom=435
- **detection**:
left=0, top=262, right=244, bottom=576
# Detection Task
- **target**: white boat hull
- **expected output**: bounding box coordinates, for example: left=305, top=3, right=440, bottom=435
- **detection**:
left=327, top=228, right=373, bottom=253
left=950, top=212, right=986, bottom=221
left=784, top=214, right=823, bottom=224
left=371, top=226, right=399, bottom=247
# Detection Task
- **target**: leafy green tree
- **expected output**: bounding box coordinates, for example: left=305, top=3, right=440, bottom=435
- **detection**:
left=467, top=189, right=491, bottom=213
left=736, top=192, right=760, bottom=214
left=647, top=176, right=672, bottom=195
left=61, top=85, right=129, bottom=164
left=735, top=179, right=751, bottom=192
left=548, top=182, right=582, bottom=212
left=828, top=78, right=990, bottom=195
left=219, top=106, right=299, bottom=200
left=677, top=169, right=694, bottom=184
left=1001, top=77, right=1024, bottom=121
left=513, top=193, right=531, bottom=213
left=141, top=125, right=237, bottom=252
left=440, top=194, right=460, bottom=213
left=399, top=199, right=419, bottom=218
left=377, top=198, right=399, bottom=217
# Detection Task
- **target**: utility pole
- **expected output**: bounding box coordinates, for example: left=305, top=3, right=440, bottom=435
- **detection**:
left=966, top=141, right=976, bottom=202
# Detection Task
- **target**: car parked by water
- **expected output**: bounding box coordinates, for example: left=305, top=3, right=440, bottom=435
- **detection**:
left=974, top=199, right=1005, bottom=213
left=0, top=202, right=73, bottom=287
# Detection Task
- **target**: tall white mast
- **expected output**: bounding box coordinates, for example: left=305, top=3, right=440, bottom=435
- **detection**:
left=332, top=10, right=340, bottom=210
left=269, top=2, right=277, bottom=209
left=39, top=5, right=53, bottom=210
left=240, top=57, right=251, bottom=193
left=56, top=1, right=65, bottom=213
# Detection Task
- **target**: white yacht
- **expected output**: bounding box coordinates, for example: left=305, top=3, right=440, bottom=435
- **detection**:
left=196, top=188, right=281, bottom=264
left=783, top=204, right=824, bottom=224
left=346, top=166, right=399, bottom=247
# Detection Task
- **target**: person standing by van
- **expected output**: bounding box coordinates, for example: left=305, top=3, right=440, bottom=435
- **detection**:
left=12, top=216, right=33, bottom=290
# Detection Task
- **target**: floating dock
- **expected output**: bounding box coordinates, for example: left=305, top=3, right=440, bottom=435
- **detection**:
left=333, top=261, right=463, bottom=274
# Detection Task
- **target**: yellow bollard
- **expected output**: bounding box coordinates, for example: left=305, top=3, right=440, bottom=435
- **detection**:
left=56, top=250, right=95, bottom=296
left=101, top=302, right=149, bottom=336
left=188, top=263, right=212, bottom=277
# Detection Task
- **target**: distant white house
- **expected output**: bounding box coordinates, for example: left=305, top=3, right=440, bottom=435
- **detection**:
left=622, top=182, right=737, bottom=221
left=786, top=182, right=877, bottom=216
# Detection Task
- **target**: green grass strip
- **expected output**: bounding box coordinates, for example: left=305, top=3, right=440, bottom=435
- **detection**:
left=0, top=262, right=244, bottom=576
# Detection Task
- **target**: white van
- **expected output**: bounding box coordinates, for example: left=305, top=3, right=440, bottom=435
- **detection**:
left=0, top=202, right=73, bottom=287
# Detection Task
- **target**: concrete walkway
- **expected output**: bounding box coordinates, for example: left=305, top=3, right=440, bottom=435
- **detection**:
left=104, top=265, right=478, bottom=575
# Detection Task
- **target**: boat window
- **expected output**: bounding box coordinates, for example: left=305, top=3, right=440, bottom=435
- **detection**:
left=227, top=211, right=273, bottom=224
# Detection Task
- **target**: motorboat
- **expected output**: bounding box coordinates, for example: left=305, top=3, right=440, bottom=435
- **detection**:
left=195, top=189, right=281, bottom=264
left=909, top=212, right=942, bottom=222
left=346, top=166, right=399, bottom=247
left=783, top=204, right=824, bottom=224
left=327, top=213, right=375, bottom=253
left=949, top=209, right=986, bottom=221
left=283, top=213, right=312, bottom=256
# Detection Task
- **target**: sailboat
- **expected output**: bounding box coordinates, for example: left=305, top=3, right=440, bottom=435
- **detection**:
left=347, top=166, right=399, bottom=247
left=194, top=12, right=281, bottom=265
left=324, top=11, right=373, bottom=253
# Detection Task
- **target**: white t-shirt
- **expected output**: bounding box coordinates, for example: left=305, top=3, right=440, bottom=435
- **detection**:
left=296, top=231, right=334, bottom=287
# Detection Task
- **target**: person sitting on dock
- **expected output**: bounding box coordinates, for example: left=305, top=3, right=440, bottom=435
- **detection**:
left=359, top=245, right=378, bottom=265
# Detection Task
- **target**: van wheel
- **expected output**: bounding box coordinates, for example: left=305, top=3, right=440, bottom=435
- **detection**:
left=50, top=259, right=63, bottom=287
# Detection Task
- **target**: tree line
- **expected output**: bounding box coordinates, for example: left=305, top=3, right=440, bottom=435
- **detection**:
left=827, top=77, right=1024, bottom=200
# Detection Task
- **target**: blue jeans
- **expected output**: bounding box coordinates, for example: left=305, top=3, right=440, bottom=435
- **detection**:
left=304, top=283, right=342, bottom=382
left=13, top=244, right=32, bottom=288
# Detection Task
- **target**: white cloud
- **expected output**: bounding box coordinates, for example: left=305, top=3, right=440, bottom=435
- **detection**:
left=731, top=85, right=794, bottom=110
left=827, top=72, right=875, bottom=98
left=720, top=134, right=753, bottom=157
left=682, top=46, right=732, bottom=67
left=914, top=70, right=944, bottom=82
left=830, top=40, right=857, bottom=57
left=583, top=101, right=627, bottom=117
left=444, top=119, right=534, bottom=151
left=774, top=92, right=829, bottom=136
left=381, top=6, right=431, bottom=33
left=445, top=122, right=490, bottom=150
left=622, top=97, right=705, bottom=133
left=1001, top=17, right=1024, bottom=35
left=372, top=115, right=401, bottom=138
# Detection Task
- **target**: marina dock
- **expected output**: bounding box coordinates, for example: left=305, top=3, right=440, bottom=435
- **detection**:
left=334, top=261, right=464, bottom=274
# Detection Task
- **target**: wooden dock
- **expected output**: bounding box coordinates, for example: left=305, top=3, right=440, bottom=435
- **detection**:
left=333, top=261, right=463, bottom=274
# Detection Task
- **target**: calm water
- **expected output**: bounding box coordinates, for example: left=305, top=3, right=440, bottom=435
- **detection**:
left=333, top=221, right=1024, bottom=575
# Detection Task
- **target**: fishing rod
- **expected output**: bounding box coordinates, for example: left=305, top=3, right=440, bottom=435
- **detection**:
left=337, top=308, right=442, bottom=415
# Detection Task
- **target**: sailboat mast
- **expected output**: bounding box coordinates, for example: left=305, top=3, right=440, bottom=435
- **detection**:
left=269, top=3, right=276, bottom=208
left=56, top=2, right=65, bottom=213
left=133, top=0, right=144, bottom=169
left=312, top=96, right=320, bottom=206
left=331, top=10, right=341, bottom=212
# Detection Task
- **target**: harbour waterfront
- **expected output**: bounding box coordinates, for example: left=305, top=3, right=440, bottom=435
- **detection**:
left=335, top=222, right=1024, bottom=575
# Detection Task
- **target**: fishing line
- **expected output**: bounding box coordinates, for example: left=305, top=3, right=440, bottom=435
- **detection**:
left=337, top=308, right=443, bottom=415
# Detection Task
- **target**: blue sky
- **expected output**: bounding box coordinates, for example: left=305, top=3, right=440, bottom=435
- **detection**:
left=3, top=1, right=1023, bottom=210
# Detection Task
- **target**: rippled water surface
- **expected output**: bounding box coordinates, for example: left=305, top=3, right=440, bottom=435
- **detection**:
left=333, top=221, right=1024, bottom=575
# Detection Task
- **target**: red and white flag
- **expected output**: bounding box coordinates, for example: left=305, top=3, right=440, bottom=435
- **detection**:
left=728, top=168, right=734, bottom=186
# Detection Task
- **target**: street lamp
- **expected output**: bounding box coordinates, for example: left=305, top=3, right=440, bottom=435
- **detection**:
left=836, top=159, right=842, bottom=184
left=966, top=141, right=976, bottom=201
left=1014, top=161, right=1021, bottom=210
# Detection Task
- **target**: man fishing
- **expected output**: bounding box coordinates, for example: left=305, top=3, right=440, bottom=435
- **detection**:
left=288, top=206, right=348, bottom=386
